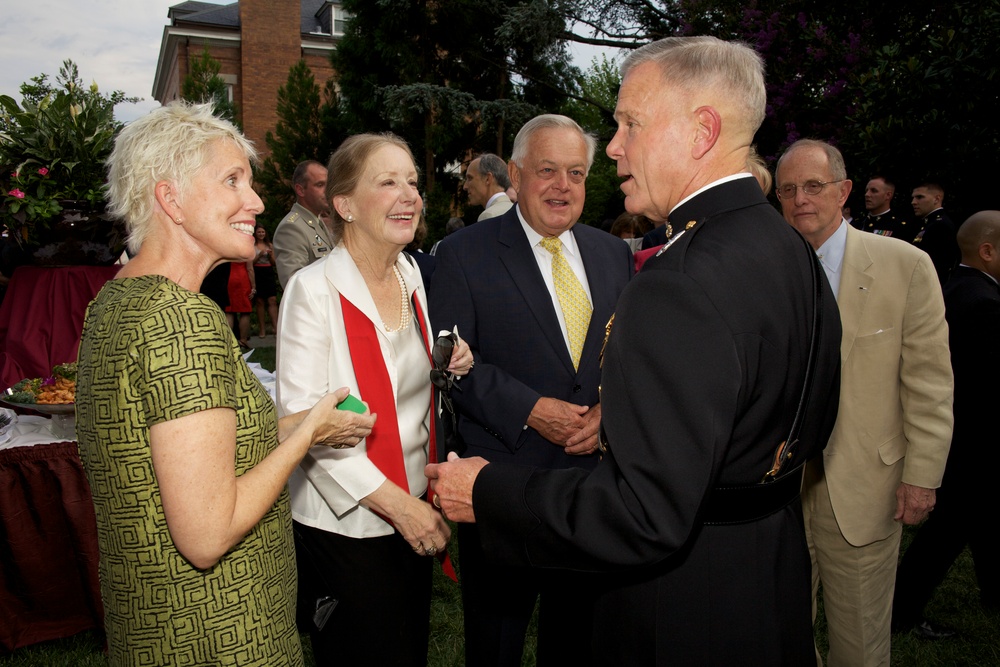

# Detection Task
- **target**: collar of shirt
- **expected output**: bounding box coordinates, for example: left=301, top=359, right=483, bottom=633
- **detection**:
left=669, top=173, right=755, bottom=216
left=816, top=219, right=848, bottom=300
left=516, top=206, right=584, bottom=260
left=485, top=191, right=506, bottom=209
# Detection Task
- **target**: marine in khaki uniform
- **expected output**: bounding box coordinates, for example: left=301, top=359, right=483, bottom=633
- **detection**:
left=273, top=160, right=336, bottom=288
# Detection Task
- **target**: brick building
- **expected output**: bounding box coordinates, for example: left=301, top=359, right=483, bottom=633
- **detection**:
left=151, top=0, right=344, bottom=155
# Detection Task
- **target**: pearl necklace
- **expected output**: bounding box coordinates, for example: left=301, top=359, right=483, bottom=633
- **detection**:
left=383, top=265, right=411, bottom=332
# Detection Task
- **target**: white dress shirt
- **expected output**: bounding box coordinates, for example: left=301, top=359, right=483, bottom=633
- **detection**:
left=816, top=219, right=848, bottom=301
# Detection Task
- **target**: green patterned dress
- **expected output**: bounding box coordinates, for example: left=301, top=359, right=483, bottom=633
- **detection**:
left=76, top=275, right=302, bottom=667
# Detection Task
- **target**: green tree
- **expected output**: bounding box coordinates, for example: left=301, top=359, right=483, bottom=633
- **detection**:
left=181, top=48, right=238, bottom=126
left=838, top=1, right=1000, bottom=216
left=561, top=54, right=624, bottom=226
left=0, top=60, right=139, bottom=256
left=550, top=0, right=686, bottom=47
left=555, top=0, right=1000, bottom=215
left=333, top=0, right=590, bottom=240
left=562, top=54, right=619, bottom=136
left=254, top=60, right=348, bottom=228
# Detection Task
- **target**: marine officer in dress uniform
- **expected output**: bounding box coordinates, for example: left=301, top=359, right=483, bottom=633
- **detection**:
left=854, top=175, right=918, bottom=243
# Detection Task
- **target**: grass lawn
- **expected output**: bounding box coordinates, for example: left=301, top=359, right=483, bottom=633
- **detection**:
left=6, top=528, right=995, bottom=666
left=3, top=346, right=996, bottom=665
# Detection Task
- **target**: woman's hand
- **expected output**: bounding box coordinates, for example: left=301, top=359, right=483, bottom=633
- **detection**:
left=297, top=388, right=376, bottom=449
left=245, top=258, right=257, bottom=299
left=449, top=336, right=474, bottom=376
left=362, top=482, right=451, bottom=556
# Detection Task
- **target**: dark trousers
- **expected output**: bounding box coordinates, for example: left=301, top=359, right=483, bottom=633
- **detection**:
left=294, top=521, right=432, bottom=667
left=892, top=486, right=1000, bottom=628
left=458, top=523, right=596, bottom=667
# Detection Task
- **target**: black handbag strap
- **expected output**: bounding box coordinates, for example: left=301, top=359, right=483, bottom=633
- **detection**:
left=762, top=239, right=825, bottom=483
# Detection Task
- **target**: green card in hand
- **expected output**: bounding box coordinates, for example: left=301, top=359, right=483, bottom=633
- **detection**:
left=336, top=394, right=366, bottom=414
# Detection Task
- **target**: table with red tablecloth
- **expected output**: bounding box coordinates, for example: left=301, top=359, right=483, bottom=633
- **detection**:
left=0, top=264, right=120, bottom=390
left=0, top=432, right=104, bottom=653
left=0, top=264, right=115, bottom=653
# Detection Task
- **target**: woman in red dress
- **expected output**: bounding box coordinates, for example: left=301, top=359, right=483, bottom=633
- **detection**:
left=225, top=258, right=255, bottom=348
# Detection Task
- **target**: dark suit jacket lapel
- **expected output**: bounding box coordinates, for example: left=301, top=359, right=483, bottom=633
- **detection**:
left=496, top=211, right=576, bottom=374
left=576, top=227, right=616, bottom=379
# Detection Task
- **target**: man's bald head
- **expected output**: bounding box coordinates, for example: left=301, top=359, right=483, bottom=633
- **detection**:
left=957, top=210, right=1000, bottom=281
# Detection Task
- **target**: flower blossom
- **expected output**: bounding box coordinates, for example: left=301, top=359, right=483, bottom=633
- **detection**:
left=8, top=189, right=25, bottom=199
left=37, top=167, right=49, bottom=176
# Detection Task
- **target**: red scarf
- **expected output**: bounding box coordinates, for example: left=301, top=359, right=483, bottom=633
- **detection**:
left=340, top=291, right=456, bottom=580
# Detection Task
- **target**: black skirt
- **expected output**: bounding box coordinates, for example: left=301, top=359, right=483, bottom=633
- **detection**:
left=254, top=264, right=277, bottom=299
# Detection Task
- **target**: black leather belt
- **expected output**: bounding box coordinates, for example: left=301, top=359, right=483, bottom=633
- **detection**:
left=701, top=464, right=805, bottom=525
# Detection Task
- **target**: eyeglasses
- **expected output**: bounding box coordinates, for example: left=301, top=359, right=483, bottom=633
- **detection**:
left=775, top=180, right=845, bottom=199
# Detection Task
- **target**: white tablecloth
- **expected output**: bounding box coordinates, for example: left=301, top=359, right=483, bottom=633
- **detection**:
left=0, top=414, right=63, bottom=450
left=0, top=357, right=276, bottom=452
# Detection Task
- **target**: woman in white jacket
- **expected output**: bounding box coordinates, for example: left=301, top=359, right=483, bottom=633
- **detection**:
left=276, top=133, right=472, bottom=667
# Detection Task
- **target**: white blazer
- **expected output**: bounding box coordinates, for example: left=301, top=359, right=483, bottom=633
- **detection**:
left=276, top=244, right=433, bottom=538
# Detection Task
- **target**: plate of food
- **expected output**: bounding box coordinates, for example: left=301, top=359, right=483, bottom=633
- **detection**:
left=2, top=362, right=77, bottom=415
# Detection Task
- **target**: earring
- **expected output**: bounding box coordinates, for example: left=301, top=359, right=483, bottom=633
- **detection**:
left=347, top=215, right=354, bottom=222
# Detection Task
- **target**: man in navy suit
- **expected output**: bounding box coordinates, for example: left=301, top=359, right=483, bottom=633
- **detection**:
left=429, top=114, right=633, bottom=666
left=428, top=37, right=842, bottom=665
left=893, top=210, right=1000, bottom=636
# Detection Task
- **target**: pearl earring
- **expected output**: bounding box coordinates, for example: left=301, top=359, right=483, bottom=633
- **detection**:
left=347, top=215, right=354, bottom=222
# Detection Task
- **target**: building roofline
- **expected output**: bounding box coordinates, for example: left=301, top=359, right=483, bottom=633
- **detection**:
left=153, top=24, right=339, bottom=102
left=151, top=24, right=241, bottom=101
left=302, top=34, right=338, bottom=53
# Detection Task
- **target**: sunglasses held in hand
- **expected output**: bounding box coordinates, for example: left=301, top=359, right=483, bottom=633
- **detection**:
left=430, top=332, right=456, bottom=392
left=430, top=331, right=460, bottom=420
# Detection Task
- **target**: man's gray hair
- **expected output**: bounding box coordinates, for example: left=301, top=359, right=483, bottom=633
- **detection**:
left=510, top=114, right=597, bottom=172
left=776, top=139, right=848, bottom=182
left=622, top=36, right=766, bottom=140
left=106, top=102, right=257, bottom=254
left=473, top=153, right=511, bottom=189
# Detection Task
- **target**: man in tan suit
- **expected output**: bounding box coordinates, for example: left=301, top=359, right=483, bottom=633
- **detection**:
left=776, top=139, right=953, bottom=666
left=463, top=153, right=513, bottom=221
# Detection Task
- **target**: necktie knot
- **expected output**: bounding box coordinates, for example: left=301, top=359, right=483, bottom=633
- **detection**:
left=539, top=236, right=562, bottom=254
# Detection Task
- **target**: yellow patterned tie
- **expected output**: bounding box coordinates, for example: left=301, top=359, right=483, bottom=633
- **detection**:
left=539, top=235, right=592, bottom=369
